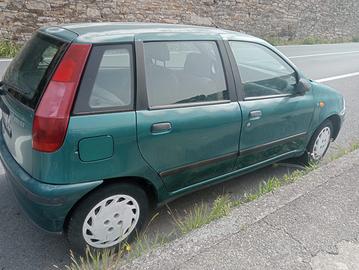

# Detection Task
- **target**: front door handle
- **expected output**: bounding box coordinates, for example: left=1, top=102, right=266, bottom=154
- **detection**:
left=249, top=110, right=262, bottom=120
left=151, top=122, right=172, bottom=133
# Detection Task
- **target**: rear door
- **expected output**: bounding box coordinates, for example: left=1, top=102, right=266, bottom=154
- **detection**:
left=227, top=41, right=314, bottom=169
left=136, top=39, right=242, bottom=193
left=0, top=32, right=69, bottom=174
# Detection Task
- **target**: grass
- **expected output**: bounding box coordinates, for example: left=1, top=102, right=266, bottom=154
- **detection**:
left=0, top=40, right=21, bottom=58
left=168, top=195, right=232, bottom=234
left=62, top=213, right=173, bottom=270
left=62, top=248, right=123, bottom=270
left=127, top=228, right=174, bottom=259
left=63, top=141, right=359, bottom=270
left=265, top=36, right=359, bottom=46
left=167, top=163, right=319, bottom=234
left=168, top=161, right=322, bottom=232
left=63, top=232, right=173, bottom=270
left=330, top=142, right=359, bottom=161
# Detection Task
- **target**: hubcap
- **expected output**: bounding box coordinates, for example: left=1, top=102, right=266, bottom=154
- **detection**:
left=82, top=194, right=140, bottom=249
left=312, top=126, right=331, bottom=160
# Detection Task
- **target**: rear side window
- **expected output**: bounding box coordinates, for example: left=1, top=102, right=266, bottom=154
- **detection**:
left=143, top=41, right=228, bottom=108
left=74, top=44, right=134, bottom=114
left=2, top=33, right=66, bottom=108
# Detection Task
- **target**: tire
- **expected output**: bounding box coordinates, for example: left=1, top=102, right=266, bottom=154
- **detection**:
left=298, top=120, right=333, bottom=166
left=66, top=183, right=149, bottom=254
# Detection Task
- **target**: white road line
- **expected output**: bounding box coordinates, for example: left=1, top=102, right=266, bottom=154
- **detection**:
left=0, top=59, right=12, bottom=62
left=289, top=50, right=359, bottom=59
left=316, top=72, right=359, bottom=83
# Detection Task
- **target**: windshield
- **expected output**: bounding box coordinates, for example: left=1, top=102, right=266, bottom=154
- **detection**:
left=2, top=32, right=66, bottom=108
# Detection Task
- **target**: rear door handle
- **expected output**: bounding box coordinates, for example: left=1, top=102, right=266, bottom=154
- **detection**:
left=249, top=110, right=262, bottom=120
left=151, top=122, right=172, bottom=133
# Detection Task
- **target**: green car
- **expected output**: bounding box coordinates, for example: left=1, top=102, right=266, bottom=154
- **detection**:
left=0, top=23, right=345, bottom=252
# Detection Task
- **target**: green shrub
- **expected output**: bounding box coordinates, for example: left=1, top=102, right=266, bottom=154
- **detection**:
left=0, top=40, right=21, bottom=58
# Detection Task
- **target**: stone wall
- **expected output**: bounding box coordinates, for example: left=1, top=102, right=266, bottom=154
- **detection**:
left=1, top=0, right=359, bottom=43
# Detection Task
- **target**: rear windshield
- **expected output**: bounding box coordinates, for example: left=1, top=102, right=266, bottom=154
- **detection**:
left=2, top=32, right=67, bottom=108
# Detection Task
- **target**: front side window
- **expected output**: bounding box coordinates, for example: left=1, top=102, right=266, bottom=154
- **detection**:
left=143, top=41, right=228, bottom=107
left=229, top=41, right=297, bottom=98
left=74, top=44, right=134, bottom=113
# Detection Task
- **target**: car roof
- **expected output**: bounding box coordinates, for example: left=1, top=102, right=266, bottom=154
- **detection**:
left=39, top=22, right=296, bottom=71
left=40, top=22, right=265, bottom=44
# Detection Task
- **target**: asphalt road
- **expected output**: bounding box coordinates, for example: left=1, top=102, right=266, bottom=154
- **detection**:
left=0, top=42, right=359, bottom=270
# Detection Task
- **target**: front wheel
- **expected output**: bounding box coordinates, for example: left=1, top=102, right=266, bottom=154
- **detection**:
left=300, top=120, right=333, bottom=165
left=66, top=183, right=149, bottom=253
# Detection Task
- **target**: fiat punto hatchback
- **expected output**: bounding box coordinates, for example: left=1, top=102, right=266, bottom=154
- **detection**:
left=0, top=23, right=345, bottom=252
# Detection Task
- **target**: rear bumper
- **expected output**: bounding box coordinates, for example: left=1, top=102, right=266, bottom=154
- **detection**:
left=0, top=127, right=102, bottom=232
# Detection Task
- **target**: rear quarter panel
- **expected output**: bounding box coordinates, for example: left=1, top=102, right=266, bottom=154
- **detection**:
left=30, top=112, right=167, bottom=200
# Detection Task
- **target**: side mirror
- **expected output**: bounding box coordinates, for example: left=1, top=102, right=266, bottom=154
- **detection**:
left=296, top=78, right=311, bottom=95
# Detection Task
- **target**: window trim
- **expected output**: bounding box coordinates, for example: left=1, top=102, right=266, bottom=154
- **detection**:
left=72, top=43, right=135, bottom=115
left=136, top=39, right=237, bottom=111
left=150, top=100, right=231, bottom=110
left=244, top=93, right=292, bottom=101
left=225, top=40, right=300, bottom=101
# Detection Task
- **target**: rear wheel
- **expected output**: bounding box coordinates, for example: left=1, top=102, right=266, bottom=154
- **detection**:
left=299, top=120, right=333, bottom=165
left=66, top=183, right=149, bottom=253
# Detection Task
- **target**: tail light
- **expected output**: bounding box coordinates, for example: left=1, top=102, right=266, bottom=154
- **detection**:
left=32, top=43, right=91, bottom=152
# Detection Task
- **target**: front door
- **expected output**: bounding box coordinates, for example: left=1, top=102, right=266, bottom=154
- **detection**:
left=227, top=41, right=315, bottom=168
left=136, top=39, right=242, bottom=193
